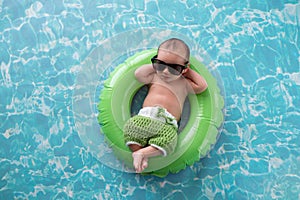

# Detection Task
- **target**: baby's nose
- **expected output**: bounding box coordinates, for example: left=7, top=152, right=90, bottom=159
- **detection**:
left=162, top=67, right=169, bottom=74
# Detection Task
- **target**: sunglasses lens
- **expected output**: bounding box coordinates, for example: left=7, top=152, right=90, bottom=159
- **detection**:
left=168, top=66, right=181, bottom=75
left=172, top=65, right=183, bottom=75
left=153, top=63, right=166, bottom=71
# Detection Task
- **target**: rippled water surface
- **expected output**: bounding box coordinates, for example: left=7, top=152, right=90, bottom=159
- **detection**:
left=0, top=0, right=299, bottom=199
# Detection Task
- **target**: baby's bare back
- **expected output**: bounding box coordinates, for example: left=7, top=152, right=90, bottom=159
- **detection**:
left=142, top=76, right=188, bottom=121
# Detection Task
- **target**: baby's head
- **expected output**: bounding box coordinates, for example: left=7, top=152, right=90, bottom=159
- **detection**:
left=152, top=38, right=190, bottom=82
left=158, top=38, right=190, bottom=64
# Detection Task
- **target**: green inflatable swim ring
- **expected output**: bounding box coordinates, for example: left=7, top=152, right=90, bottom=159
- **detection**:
left=98, top=49, right=224, bottom=177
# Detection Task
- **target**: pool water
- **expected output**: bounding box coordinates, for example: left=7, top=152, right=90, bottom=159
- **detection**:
left=0, top=0, right=299, bottom=199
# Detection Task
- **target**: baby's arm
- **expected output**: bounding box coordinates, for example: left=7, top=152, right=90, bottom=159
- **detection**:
left=135, top=64, right=155, bottom=84
left=183, top=68, right=208, bottom=94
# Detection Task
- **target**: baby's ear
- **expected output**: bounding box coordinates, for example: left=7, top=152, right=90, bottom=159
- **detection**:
left=182, top=67, right=189, bottom=74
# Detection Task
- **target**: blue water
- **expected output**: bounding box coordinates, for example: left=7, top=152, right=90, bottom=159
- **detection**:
left=0, top=0, right=299, bottom=199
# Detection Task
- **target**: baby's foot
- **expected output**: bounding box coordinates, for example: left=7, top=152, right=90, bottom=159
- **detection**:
left=132, top=151, right=148, bottom=173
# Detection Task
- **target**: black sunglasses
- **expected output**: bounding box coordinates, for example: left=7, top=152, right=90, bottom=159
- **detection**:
left=151, top=55, right=188, bottom=76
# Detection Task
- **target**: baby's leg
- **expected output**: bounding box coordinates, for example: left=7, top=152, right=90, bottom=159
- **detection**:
left=132, top=151, right=148, bottom=173
left=128, top=144, right=143, bottom=152
left=132, top=146, right=163, bottom=173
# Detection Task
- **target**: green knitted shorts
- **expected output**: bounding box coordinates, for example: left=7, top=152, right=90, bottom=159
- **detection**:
left=123, top=113, right=178, bottom=156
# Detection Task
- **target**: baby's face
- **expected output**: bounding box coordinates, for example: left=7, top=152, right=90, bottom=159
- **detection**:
left=155, top=50, right=187, bottom=82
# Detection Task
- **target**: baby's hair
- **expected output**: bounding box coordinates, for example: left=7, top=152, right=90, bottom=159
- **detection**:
left=158, top=38, right=190, bottom=62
